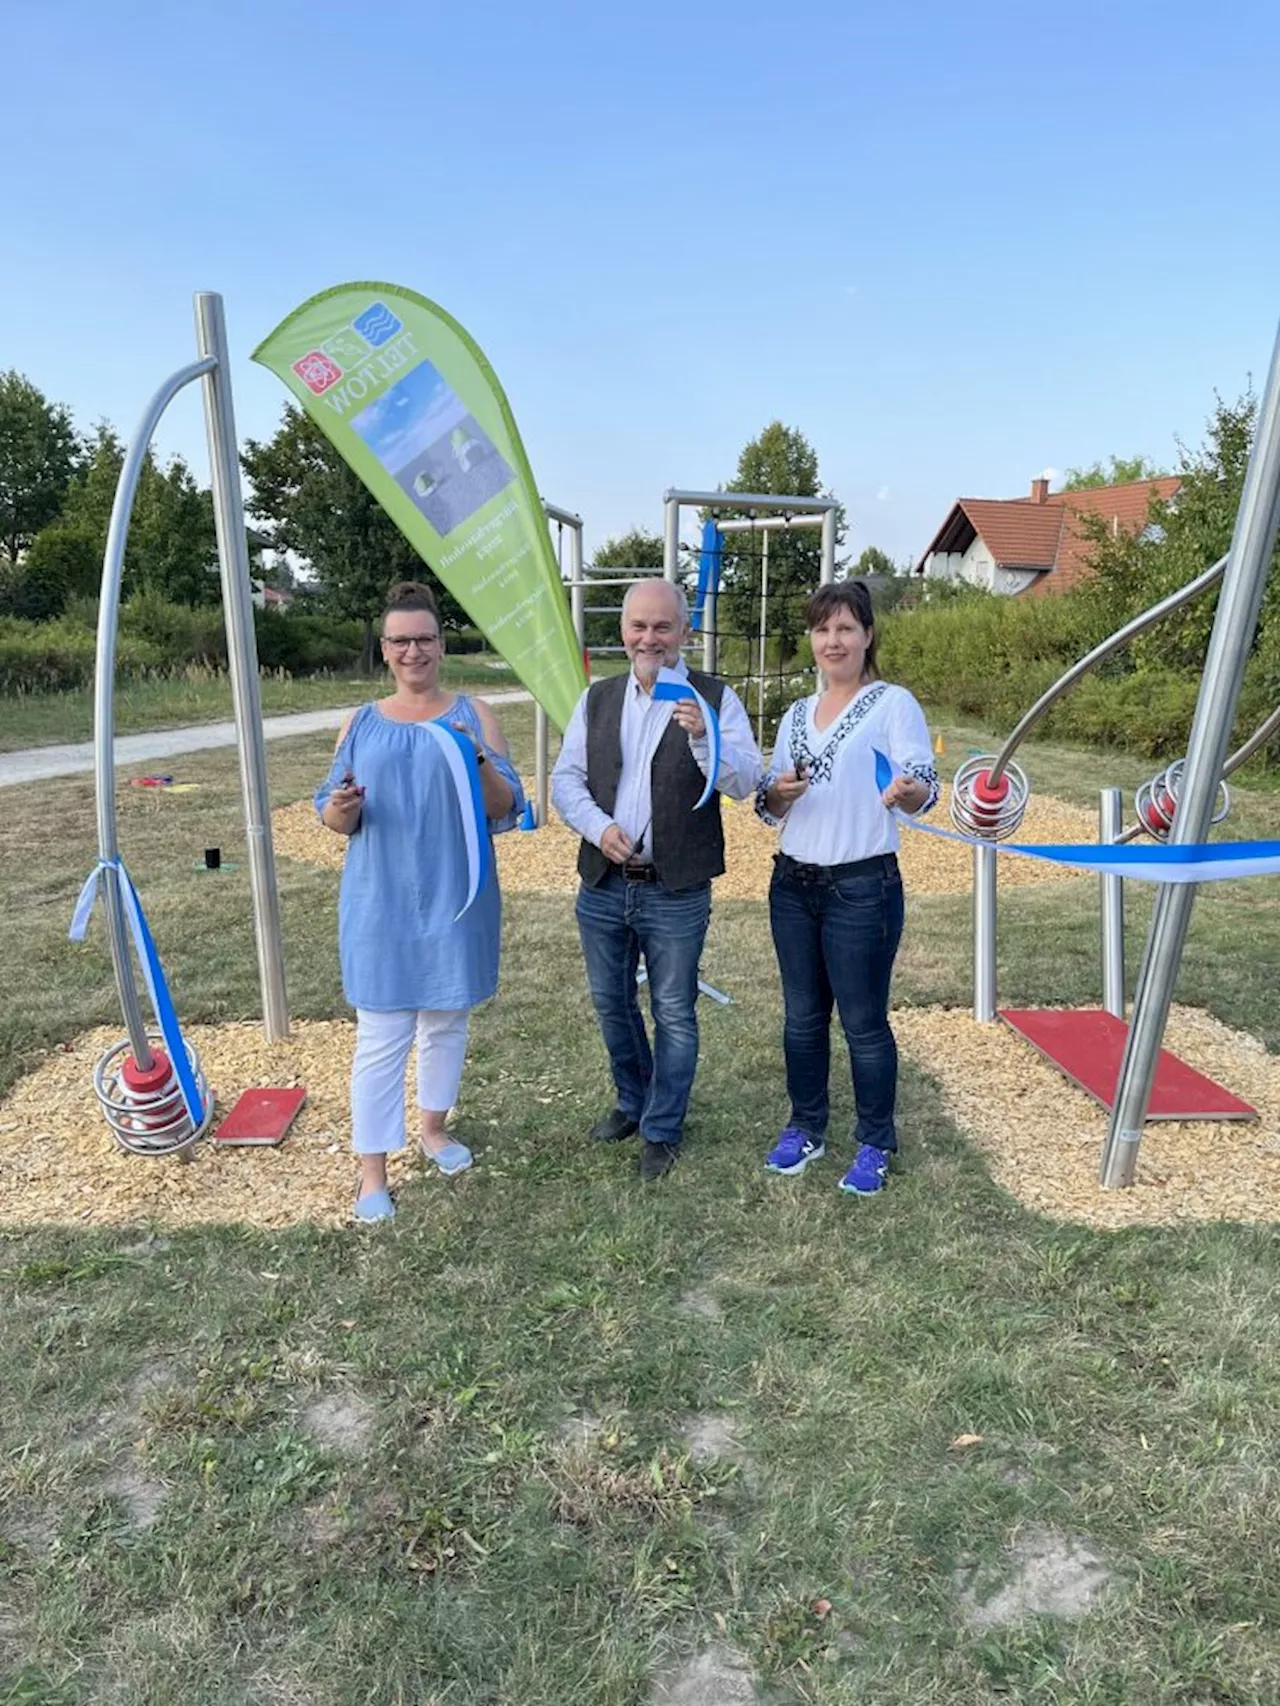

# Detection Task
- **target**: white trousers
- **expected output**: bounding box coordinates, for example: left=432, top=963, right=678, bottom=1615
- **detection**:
left=350, top=1007, right=470, bottom=1155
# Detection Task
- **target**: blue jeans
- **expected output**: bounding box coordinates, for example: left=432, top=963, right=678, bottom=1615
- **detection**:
left=574, top=873, right=712, bottom=1148
left=768, top=853, right=905, bottom=1153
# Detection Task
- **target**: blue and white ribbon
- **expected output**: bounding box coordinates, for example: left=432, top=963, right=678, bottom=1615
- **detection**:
left=68, top=857, right=206, bottom=1126
left=654, top=666, right=721, bottom=810
left=414, top=720, right=491, bottom=917
left=873, top=749, right=1280, bottom=885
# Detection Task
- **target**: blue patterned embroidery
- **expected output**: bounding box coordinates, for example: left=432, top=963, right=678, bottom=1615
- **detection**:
left=902, top=760, right=940, bottom=813
left=790, top=682, right=889, bottom=785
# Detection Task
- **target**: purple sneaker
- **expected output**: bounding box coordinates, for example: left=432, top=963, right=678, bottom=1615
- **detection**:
left=839, top=1145, right=891, bottom=1195
left=765, top=1127, right=826, bottom=1175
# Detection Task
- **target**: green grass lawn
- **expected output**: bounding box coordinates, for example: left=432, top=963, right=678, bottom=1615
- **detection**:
left=2, top=707, right=1279, bottom=1704
left=0, top=657, right=522, bottom=753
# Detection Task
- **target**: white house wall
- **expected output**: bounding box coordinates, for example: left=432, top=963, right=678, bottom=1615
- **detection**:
left=922, top=539, right=1039, bottom=596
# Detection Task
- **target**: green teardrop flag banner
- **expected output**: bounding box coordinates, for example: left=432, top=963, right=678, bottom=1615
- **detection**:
left=252, top=283, right=586, bottom=729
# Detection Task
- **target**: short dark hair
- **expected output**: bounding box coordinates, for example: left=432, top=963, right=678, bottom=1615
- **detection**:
left=382, top=580, right=440, bottom=632
left=804, top=580, right=878, bottom=676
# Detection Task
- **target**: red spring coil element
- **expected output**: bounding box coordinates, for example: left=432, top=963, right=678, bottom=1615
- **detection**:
left=118, top=1049, right=186, bottom=1136
left=969, top=770, right=1011, bottom=835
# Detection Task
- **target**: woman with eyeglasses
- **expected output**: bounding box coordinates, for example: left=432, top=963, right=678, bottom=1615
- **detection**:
left=315, top=580, right=524, bottom=1222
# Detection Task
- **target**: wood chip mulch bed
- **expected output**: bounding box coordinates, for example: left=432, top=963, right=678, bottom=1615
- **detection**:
left=2, top=1006, right=1278, bottom=1232
left=272, top=782, right=1102, bottom=900
left=895, top=1004, right=1280, bottom=1229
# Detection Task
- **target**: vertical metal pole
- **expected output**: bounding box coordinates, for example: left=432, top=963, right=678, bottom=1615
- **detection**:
left=194, top=292, right=290, bottom=1043
left=568, top=516, right=585, bottom=649
left=820, top=505, right=837, bottom=585
left=663, top=495, right=680, bottom=584
left=534, top=705, right=549, bottom=826
left=757, top=528, right=770, bottom=746
left=1101, top=317, right=1280, bottom=1187
left=1100, top=788, right=1125, bottom=1019
left=973, top=843, right=998, bottom=1022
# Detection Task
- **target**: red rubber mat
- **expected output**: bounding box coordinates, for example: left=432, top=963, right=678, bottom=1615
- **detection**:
left=999, top=1009, right=1256, bottom=1120
left=212, top=1087, right=308, bottom=1146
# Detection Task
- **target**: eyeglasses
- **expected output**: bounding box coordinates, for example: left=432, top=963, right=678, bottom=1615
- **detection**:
left=383, top=635, right=440, bottom=654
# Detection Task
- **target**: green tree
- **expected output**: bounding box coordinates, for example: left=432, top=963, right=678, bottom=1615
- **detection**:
left=0, top=371, right=81, bottom=564
left=1076, top=393, right=1268, bottom=672
left=853, top=545, right=897, bottom=579
left=586, top=527, right=664, bottom=648
left=242, top=406, right=462, bottom=670
left=1064, top=454, right=1165, bottom=490
left=5, top=522, right=101, bottom=618
left=707, top=422, right=845, bottom=661
left=130, top=454, right=219, bottom=604
left=54, top=425, right=219, bottom=608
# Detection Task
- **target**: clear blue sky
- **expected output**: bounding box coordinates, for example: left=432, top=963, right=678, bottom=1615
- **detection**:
left=3, top=0, right=1278, bottom=565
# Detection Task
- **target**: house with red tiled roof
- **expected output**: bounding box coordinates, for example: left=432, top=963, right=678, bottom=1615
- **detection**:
left=914, top=474, right=1182, bottom=596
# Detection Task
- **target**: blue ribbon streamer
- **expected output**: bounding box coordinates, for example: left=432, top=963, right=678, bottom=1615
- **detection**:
left=68, top=857, right=206, bottom=1126
left=873, top=748, right=1280, bottom=885
left=691, top=520, right=723, bottom=634
left=654, top=668, right=721, bottom=809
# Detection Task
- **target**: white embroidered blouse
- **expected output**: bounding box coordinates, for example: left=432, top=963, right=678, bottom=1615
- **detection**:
left=755, top=681, right=939, bottom=864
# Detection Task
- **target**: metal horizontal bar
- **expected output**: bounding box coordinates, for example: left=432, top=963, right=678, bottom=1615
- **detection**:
left=542, top=501, right=582, bottom=528
left=664, top=488, right=838, bottom=513
left=582, top=564, right=665, bottom=577
left=716, top=515, right=825, bottom=533
left=573, top=574, right=660, bottom=588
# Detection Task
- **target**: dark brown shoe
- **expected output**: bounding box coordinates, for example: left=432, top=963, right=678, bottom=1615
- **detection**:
left=639, top=1141, right=678, bottom=1181
left=588, top=1109, right=640, bottom=1143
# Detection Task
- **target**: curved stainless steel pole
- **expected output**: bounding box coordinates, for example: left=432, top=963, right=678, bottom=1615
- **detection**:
left=194, top=293, right=289, bottom=1042
left=1101, top=317, right=1280, bottom=1188
left=988, top=554, right=1229, bottom=785
left=95, top=356, right=217, bottom=1066
left=1114, top=704, right=1280, bottom=845
left=1223, top=702, right=1280, bottom=778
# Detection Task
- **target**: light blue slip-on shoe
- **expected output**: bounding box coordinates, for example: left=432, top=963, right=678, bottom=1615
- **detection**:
left=354, top=1187, right=395, bottom=1223
left=422, top=1140, right=473, bottom=1178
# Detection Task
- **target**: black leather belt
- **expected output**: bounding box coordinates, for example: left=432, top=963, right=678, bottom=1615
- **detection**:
left=622, top=863, right=659, bottom=883
left=775, top=851, right=898, bottom=884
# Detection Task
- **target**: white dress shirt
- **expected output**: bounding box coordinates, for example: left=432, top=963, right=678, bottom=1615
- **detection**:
left=552, top=658, right=762, bottom=858
left=757, top=681, right=939, bottom=865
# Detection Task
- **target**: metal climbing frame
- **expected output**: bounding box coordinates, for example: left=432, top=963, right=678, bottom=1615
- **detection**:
left=93, top=293, right=288, bottom=1146
left=715, top=514, right=828, bottom=743
left=661, top=489, right=839, bottom=674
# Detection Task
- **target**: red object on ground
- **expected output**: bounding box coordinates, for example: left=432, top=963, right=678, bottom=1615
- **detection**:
left=212, top=1087, right=308, bottom=1146
left=999, top=1008, right=1256, bottom=1120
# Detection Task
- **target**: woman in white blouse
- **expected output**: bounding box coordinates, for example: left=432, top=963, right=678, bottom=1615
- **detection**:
left=756, top=581, right=938, bottom=1195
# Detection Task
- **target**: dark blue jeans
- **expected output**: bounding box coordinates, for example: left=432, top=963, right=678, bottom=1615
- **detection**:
left=575, top=873, right=712, bottom=1148
left=768, top=853, right=905, bottom=1153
